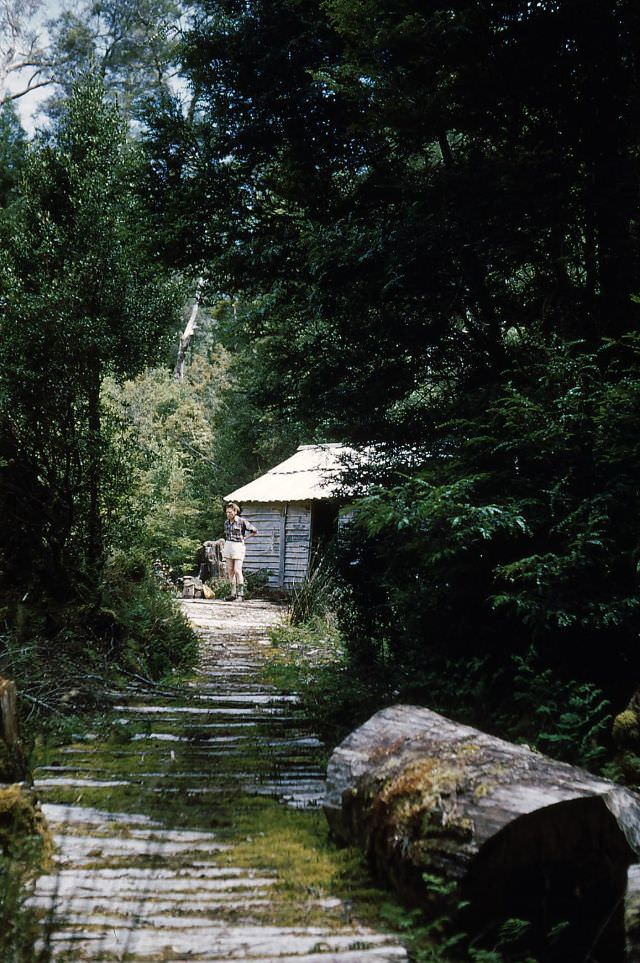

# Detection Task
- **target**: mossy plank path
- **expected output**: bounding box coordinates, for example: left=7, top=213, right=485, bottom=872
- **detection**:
left=30, top=599, right=408, bottom=962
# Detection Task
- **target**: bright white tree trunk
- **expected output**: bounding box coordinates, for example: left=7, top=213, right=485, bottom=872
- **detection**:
left=174, top=277, right=204, bottom=381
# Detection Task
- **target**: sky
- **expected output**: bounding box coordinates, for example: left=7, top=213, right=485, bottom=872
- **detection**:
left=9, top=0, right=188, bottom=135
left=9, top=0, right=66, bottom=135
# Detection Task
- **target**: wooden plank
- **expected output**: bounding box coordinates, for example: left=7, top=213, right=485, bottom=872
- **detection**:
left=278, top=506, right=287, bottom=587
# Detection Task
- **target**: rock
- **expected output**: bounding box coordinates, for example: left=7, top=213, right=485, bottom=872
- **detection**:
left=325, top=704, right=640, bottom=962
left=182, top=576, right=204, bottom=599
left=0, top=782, right=51, bottom=870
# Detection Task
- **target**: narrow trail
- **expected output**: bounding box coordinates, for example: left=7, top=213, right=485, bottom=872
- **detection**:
left=31, top=599, right=408, bottom=962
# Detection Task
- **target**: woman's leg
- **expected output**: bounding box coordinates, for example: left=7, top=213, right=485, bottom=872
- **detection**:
left=226, top=558, right=237, bottom=597
left=235, top=560, right=245, bottom=598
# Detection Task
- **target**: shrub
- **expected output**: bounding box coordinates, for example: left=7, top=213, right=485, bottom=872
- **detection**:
left=290, top=555, right=343, bottom=625
left=100, top=551, right=198, bottom=680
left=0, top=551, right=198, bottom=741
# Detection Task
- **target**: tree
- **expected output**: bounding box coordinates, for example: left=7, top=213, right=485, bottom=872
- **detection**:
left=141, top=1, right=640, bottom=711
left=0, top=0, right=49, bottom=105
left=0, top=100, right=27, bottom=204
left=0, top=74, right=182, bottom=596
left=45, top=0, right=185, bottom=123
left=1, top=0, right=185, bottom=127
left=146, top=0, right=640, bottom=439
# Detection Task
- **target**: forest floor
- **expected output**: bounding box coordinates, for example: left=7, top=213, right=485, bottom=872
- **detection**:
left=28, top=598, right=408, bottom=962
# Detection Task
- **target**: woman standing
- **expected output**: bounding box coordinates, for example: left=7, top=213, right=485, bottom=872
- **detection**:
left=223, top=502, right=257, bottom=600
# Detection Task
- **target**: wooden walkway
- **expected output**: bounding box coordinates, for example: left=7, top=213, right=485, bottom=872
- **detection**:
left=30, top=599, right=407, bottom=962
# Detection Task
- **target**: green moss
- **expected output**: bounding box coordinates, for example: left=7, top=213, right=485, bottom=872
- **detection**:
left=0, top=784, right=54, bottom=963
left=613, top=708, right=640, bottom=747
left=0, top=784, right=52, bottom=868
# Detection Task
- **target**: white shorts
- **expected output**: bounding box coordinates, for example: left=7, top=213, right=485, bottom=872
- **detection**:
left=223, top=540, right=246, bottom=561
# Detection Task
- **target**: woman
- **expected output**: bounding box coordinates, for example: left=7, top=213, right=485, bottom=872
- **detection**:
left=223, top=502, right=257, bottom=600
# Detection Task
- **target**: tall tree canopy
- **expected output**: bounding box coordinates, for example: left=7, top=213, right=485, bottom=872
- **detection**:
left=142, top=0, right=640, bottom=704
left=0, top=100, right=27, bottom=204
left=1, top=0, right=185, bottom=126
left=0, top=75, right=181, bottom=596
left=146, top=0, right=640, bottom=437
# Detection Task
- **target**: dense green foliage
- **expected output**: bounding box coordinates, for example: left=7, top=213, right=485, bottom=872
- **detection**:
left=150, top=0, right=640, bottom=426
left=0, top=77, right=197, bottom=732
left=0, top=76, right=181, bottom=590
left=4, top=3, right=640, bottom=958
left=138, top=0, right=640, bottom=736
left=0, top=103, right=27, bottom=207
left=5, top=0, right=637, bottom=759
left=345, top=337, right=640, bottom=702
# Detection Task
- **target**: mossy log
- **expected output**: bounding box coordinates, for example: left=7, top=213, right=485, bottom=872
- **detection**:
left=0, top=782, right=52, bottom=868
left=325, top=705, right=640, bottom=963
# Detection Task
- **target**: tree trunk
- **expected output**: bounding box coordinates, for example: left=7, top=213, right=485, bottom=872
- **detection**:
left=575, top=2, right=635, bottom=335
left=325, top=704, right=640, bottom=962
left=174, top=277, right=204, bottom=381
left=86, top=360, right=103, bottom=561
left=0, top=676, right=27, bottom=782
left=0, top=677, right=18, bottom=749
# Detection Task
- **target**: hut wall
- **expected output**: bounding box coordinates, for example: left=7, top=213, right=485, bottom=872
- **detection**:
left=242, top=502, right=312, bottom=587
left=283, top=503, right=313, bottom=585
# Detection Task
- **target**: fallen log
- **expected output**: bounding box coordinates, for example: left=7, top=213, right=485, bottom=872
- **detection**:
left=325, top=705, right=640, bottom=963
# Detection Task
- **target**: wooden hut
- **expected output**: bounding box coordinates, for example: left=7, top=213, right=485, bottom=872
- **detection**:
left=224, top=444, right=352, bottom=588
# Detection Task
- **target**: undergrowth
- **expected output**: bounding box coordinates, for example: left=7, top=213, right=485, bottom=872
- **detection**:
left=265, top=614, right=392, bottom=747
left=289, top=554, right=343, bottom=625
left=0, top=792, right=53, bottom=963
left=0, top=550, right=198, bottom=744
left=267, top=604, right=614, bottom=778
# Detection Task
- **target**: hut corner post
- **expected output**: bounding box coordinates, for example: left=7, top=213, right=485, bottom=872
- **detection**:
left=278, top=504, right=288, bottom=587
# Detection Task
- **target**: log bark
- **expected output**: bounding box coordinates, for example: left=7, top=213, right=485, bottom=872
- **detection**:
left=325, top=705, right=640, bottom=962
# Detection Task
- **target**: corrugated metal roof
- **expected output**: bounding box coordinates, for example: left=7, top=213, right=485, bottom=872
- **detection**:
left=225, top=444, right=355, bottom=503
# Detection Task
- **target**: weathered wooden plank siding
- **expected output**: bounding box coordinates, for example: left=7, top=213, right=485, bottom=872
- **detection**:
left=240, top=502, right=312, bottom=587
left=242, top=505, right=281, bottom=587
left=284, top=504, right=311, bottom=586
